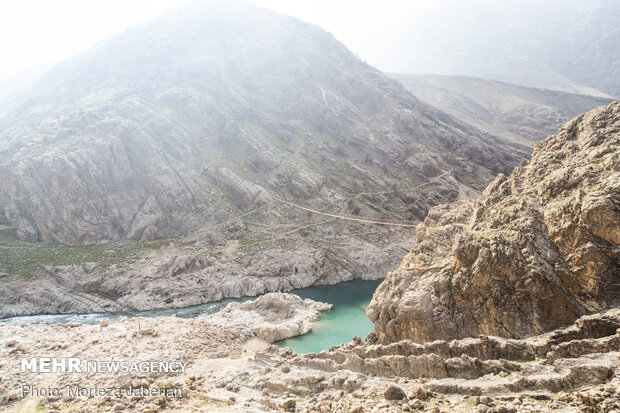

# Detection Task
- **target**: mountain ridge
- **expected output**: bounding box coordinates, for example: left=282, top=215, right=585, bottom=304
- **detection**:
left=377, top=0, right=620, bottom=98
left=0, top=0, right=523, bottom=317
left=390, top=73, right=613, bottom=148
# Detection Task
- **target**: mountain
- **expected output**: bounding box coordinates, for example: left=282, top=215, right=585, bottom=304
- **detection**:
left=0, top=64, right=52, bottom=115
left=368, top=101, right=620, bottom=344
left=378, top=0, right=620, bottom=98
left=390, top=74, right=612, bottom=148
left=0, top=0, right=522, bottom=316
left=0, top=0, right=521, bottom=246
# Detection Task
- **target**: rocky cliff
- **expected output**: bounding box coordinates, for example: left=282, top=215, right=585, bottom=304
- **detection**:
left=368, top=101, right=620, bottom=344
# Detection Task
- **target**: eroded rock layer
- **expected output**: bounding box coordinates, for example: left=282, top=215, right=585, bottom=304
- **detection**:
left=368, top=101, right=620, bottom=344
left=201, top=292, right=332, bottom=342
left=2, top=299, right=619, bottom=412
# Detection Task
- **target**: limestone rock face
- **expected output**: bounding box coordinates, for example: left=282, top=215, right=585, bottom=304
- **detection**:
left=202, top=292, right=332, bottom=343
left=367, top=101, right=620, bottom=344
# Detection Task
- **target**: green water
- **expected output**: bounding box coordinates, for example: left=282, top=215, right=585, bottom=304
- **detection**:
left=276, top=279, right=381, bottom=354
left=0, top=279, right=381, bottom=354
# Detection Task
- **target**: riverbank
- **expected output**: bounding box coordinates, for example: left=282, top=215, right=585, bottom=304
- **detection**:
left=0, top=229, right=413, bottom=319
left=1, top=280, right=381, bottom=358
left=2, top=298, right=619, bottom=412
left=0, top=293, right=330, bottom=411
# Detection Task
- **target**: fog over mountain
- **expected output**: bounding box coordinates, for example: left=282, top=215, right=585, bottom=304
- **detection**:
left=0, top=0, right=527, bottom=316
left=391, top=74, right=613, bottom=148
left=0, top=0, right=524, bottom=246
left=2, top=0, right=618, bottom=101
left=324, top=0, right=619, bottom=98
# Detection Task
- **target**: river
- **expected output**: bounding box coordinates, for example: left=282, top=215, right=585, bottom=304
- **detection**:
left=0, top=279, right=381, bottom=354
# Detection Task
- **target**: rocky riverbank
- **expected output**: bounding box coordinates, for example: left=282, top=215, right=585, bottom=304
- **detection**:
left=0, top=292, right=330, bottom=411
left=0, top=228, right=412, bottom=319
left=1, top=295, right=619, bottom=412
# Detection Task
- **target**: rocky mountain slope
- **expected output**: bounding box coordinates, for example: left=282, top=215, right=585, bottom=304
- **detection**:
left=368, top=101, right=620, bottom=344
left=0, top=0, right=523, bottom=316
left=391, top=74, right=612, bottom=147
left=0, top=0, right=519, bottom=246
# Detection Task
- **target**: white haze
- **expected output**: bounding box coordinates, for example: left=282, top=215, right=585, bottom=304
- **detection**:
left=0, top=0, right=191, bottom=80
left=0, top=0, right=618, bottom=97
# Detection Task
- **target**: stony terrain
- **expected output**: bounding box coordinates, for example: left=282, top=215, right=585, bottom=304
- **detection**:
left=368, top=101, right=620, bottom=344
left=0, top=228, right=412, bottom=318
left=1, top=295, right=619, bottom=412
left=391, top=74, right=612, bottom=147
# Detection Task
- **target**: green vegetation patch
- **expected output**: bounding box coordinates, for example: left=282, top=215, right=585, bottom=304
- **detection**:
left=0, top=228, right=147, bottom=280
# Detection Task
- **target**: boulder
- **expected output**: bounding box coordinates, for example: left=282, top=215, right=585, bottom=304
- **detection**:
left=201, top=292, right=332, bottom=343
left=384, top=385, right=407, bottom=400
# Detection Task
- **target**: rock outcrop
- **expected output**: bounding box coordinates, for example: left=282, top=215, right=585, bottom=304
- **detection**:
left=368, top=101, right=620, bottom=344
left=201, top=292, right=332, bottom=342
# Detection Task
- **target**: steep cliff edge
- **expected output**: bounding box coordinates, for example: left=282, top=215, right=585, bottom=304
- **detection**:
left=368, top=101, right=620, bottom=344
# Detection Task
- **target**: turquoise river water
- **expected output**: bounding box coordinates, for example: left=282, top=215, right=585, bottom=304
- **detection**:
left=0, top=279, right=381, bottom=354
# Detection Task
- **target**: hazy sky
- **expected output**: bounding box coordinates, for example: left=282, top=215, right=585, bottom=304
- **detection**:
left=0, top=0, right=616, bottom=98
left=251, top=0, right=428, bottom=66
left=0, top=0, right=421, bottom=79
left=0, top=0, right=191, bottom=79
